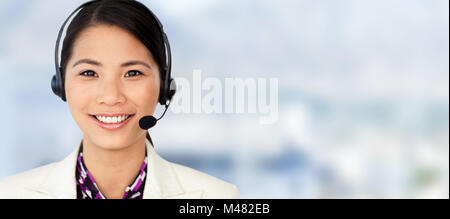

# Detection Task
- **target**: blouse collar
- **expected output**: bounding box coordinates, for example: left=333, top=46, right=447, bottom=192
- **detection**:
left=75, top=142, right=148, bottom=199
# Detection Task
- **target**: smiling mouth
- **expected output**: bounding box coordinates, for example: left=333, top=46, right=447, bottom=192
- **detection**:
left=89, top=114, right=136, bottom=124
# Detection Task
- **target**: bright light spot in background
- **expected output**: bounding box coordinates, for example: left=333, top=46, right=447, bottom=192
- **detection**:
left=283, top=105, right=310, bottom=144
left=155, top=0, right=216, bottom=16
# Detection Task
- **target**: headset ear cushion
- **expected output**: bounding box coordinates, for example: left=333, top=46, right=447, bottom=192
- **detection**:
left=158, top=78, right=176, bottom=105
left=51, top=74, right=67, bottom=102
left=168, top=78, right=176, bottom=100
left=51, top=75, right=61, bottom=97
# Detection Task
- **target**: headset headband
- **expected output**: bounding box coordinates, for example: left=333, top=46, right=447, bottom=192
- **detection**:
left=53, top=0, right=175, bottom=105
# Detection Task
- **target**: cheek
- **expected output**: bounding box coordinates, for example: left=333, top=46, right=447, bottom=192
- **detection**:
left=124, top=80, right=160, bottom=112
left=66, top=80, right=93, bottom=112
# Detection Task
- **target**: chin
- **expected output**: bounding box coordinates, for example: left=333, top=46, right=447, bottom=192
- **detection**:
left=87, top=133, right=135, bottom=151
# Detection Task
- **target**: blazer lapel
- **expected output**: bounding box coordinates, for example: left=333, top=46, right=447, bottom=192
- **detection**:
left=24, top=140, right=80, bottom=199
left=143, top=138, right=204, bottom=199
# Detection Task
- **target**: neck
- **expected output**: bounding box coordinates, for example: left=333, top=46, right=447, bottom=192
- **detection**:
left=81, top=135, right=146, bottom=199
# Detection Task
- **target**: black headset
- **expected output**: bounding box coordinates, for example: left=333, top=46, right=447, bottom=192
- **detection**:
left=51, top=0, right=176, bottom=106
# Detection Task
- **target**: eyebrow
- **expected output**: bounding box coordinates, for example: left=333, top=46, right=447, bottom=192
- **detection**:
left=72, top=58, right=152, bottom=70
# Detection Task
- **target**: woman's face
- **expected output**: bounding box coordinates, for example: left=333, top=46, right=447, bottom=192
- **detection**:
left=65, top=24, right=160, bottom=150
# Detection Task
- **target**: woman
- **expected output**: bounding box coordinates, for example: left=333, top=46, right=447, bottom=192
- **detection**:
left=0, top=0, right=238, bottom=199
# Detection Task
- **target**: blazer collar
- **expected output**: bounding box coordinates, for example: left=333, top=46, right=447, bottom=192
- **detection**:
left=24, top=138, right=203, bottom=199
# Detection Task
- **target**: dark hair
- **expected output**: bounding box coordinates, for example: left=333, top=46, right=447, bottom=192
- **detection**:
left=60, top=0, right=166, bottom=86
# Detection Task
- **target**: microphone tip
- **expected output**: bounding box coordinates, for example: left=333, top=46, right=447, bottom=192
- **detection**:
left=139, top=116, right=157, bottom=130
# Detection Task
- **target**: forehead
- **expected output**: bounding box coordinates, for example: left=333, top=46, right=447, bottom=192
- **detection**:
left=71, top=24, right=152, bottom=62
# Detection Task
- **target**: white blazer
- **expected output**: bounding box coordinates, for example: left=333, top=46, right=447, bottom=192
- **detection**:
left=0, top=138, right=238, bottom=199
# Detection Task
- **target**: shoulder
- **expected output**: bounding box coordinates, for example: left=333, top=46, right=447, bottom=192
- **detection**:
left=168, top=161, right=239, bottom=199
left=0, top=162, right=58, bottom=198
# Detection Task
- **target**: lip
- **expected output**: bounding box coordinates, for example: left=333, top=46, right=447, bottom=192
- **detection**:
left=89, top=114, right=135, bottom=130
left=91, top=113, right=134, bottom=117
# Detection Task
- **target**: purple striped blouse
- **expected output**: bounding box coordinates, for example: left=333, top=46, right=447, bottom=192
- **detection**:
left=75, top=143, right=148, bottom=199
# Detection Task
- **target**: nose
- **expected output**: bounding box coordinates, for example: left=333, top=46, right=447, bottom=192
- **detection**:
left=96, top=78, right=126, bottom=105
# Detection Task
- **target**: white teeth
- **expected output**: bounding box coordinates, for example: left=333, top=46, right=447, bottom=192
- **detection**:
left=95, top=115, right=130, bottom=124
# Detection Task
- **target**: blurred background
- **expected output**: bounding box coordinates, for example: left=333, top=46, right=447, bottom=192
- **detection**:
left=0, top=0, right=448, bottom=198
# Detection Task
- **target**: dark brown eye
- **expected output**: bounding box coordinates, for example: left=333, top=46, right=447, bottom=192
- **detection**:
left=125, top=70, right=143, bottom=77
left=80, top=71, right=97, bottom=77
